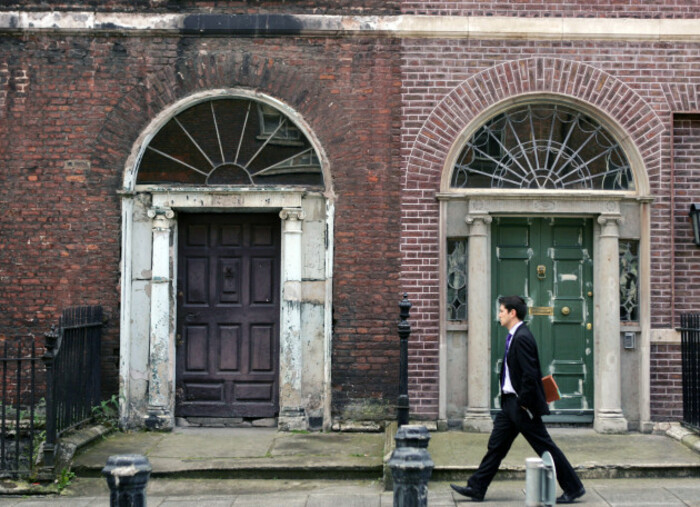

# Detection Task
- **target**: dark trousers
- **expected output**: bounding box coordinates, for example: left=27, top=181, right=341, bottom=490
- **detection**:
left=468, top=394, right=583, bottom=495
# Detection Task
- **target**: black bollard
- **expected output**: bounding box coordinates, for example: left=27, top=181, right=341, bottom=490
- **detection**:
left=102, top=454, right=152, bottom=507
left=388, top=425, right=434, bottom=507
left=397, top=294, right=412, bottom=427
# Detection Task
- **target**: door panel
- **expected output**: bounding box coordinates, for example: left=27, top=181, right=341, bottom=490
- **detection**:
left=176, top=213, right=280, bottom=419
left=492, top=217, right=593, bottom=422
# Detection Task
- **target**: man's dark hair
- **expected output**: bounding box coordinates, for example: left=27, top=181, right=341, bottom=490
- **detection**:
left=498, top=295, right=527, bottom=321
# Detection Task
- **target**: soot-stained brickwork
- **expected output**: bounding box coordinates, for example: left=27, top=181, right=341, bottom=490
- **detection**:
left=0, top=0, right=401, bottom=14
left=0, top=32, right=403, bottom=408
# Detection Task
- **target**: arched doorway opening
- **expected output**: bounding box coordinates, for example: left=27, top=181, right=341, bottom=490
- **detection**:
left=118, top=90, right=334, bottom=431
left=439, top=95, right=651, bottom=433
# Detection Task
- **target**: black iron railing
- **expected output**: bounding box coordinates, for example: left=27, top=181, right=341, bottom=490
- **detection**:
left=681, top=313, right=700, bottom=432
left=0, top=336, right=43, bottom=478
left=42, top=306, right=103, bottom=468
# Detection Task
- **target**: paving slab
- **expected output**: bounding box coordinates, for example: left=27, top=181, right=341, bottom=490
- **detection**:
left=149, top=427, right=276, bottom=459
left=71, top=431, right=166, bottom=471
left=2, top=478, right=700, bottom=506
left=430, top=428, right=700, bottom=479
left=73, top=426, right=385, bottom=478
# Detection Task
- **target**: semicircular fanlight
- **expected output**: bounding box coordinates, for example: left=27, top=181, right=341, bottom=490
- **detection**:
left=451, top=104, right=634, bottom=191
left=136, top=98, right=323, bottom=188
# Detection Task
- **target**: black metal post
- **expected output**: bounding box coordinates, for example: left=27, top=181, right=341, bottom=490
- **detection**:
left=102, top=454, right=152, bottom=507
left=387, top=425, right=434, bottom=507
left=41, top=326, right=59, bottom=469
left=398, top=293, right=412, bottom=427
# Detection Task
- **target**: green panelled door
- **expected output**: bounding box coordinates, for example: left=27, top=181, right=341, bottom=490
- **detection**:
left=491, top=217, right=594, bottom=423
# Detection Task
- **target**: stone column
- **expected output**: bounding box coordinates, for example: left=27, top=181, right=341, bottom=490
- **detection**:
left=594, top=214, right=628, bottom=433
left=463, top=213, right=493, bottom=433
left=144, top=207, right=175, bottom=430
left=278, top=208, right=307, bottom=430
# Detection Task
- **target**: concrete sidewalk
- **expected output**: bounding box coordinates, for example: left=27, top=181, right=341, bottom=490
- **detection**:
left=1, top=424, right=699, bottom=505
left=66, top=425, right=700, bottom=481
left=1, top=478, right=700, bottom=506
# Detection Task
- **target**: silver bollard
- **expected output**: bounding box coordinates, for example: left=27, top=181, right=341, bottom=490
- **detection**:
left=525, top=451, right=556, bottom=506
left=387, top=425, right=434, bottom=507
left=102, top=454, right=152, bottom=507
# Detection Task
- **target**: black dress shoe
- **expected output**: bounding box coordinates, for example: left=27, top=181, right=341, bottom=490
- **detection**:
left=557, top=487, right=586, bottom=504
left=450, top=484, right=485, bottom=501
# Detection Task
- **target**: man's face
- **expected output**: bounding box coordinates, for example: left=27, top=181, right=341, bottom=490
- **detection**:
left=498, top=304, right=516, bottom=329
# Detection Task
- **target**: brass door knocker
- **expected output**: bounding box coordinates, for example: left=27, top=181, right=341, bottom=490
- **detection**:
left=537, top=265, right=546, bottom=280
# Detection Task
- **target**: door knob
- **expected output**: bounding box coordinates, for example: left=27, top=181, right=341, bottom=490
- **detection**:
left=561, top=306, right=570, bottom=316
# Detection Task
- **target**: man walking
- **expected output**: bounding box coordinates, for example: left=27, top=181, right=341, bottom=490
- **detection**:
left=450, top=295, right=585, bottom=503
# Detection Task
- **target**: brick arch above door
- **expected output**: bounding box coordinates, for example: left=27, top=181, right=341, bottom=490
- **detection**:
left=92, top=51, right=334, bottom=190
left=404, top=57, right=663, bottom=192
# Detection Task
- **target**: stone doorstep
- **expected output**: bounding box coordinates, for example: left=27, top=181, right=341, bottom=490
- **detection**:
left=176, top=417, right=277, bottom=428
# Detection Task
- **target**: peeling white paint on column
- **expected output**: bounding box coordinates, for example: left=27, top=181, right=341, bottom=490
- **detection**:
left=278, top=207, right=307, bottom=430
left=144, top=207, right=175, bottom=429
left=118, top=195, right=134, bottom=428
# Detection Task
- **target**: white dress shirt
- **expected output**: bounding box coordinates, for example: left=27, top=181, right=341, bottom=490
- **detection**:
left=502, top=321, right=523, bottom=395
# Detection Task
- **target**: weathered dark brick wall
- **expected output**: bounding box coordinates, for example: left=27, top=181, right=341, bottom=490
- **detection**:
left=400, top=39, right=699, bottom=417
left=650, top=343, right=683, bottom=421
left=0, top=32, right=403, bottom=408
left=0, top=35, right=124, bottom=394
left=402, top=0, right=698, bottom=18
left=1, top=0, right=400, bottom=14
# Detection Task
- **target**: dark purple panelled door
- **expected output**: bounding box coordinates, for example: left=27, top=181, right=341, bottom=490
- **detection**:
left=176, top=213, right=280, bottom=418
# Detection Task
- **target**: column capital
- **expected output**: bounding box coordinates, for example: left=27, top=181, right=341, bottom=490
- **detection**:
left=465, top=213, right=492, bottom=237
left=597, top=213, right=623, bottom=226
left=147, top=207, right=175, bottom=230
left=597, top=214, right=623, bottom=238
left=280, top=207, right=305, bottom=221
left=465, top=213, right=492, bottom=226
left=280, top=208, right=305, bottom=233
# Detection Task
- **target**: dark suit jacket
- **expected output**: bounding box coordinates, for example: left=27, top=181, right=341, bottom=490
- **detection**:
left=501, top=323, right=551, bottom=417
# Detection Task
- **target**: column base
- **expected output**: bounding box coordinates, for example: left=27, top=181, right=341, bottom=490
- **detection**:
left=594, top=409, right=628, bottom=434
left=463, top=407, right=493, bottom=433
left=144, top=408, right=173, bottom=431
left=278, top=407, right=307, bottom=431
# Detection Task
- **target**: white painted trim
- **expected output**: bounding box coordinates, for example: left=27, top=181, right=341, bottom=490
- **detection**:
left=323, top=200, right=335, bottom=432
left=1, top=12, right=698, bottom=41
left=118, top=196, right=134, bottom=428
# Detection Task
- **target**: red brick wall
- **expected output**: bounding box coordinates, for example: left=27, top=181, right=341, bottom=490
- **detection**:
left=650, top=343, right=683, bottom=421
left=402, top=0, right=698, bottom=18
left=672, top=115, right=700, bottom=319
left=400, top=40, right=698, bottom=417
left=0, top=37, right=123, bottom=391
left=0, top=32, right=403, bottom=414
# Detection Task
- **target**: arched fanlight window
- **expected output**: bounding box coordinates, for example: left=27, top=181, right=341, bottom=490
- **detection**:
left=136, top=98, right=323, bottom=187
left=451, top=104, right=634, bottom=191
